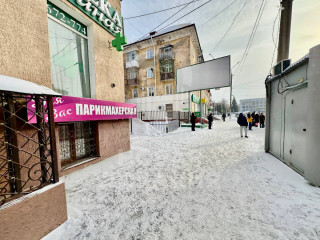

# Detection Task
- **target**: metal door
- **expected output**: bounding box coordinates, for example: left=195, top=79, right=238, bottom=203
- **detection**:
left=283, top=87, right=308, bottom=174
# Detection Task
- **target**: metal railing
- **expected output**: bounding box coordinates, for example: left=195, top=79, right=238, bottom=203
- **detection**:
left=160, top=72, right=175, bottom=81
left=137, top=111, right=189, bottom=133
left=159, top=52, right=175, bottom=61
left=126, top=78, right=139, bottom=86
left=0, top=93, right=58, bottom=206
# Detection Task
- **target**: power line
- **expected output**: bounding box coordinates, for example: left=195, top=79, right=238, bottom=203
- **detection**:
left=269, top=6, right=281, bottom=74
left=124, top=0, right=200, bottom=20
left=198, top=0, right=238, bottom=28
left=135, top=0, right=197, bottom=42
left=156, top=0, right=213, bottom=34
left=207, top=0, right=247, bottom=57
left=234, top=0, right=268, bottom=80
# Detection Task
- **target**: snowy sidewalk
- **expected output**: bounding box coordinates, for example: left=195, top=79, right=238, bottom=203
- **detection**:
left=43, top=119, right=320, bottom=240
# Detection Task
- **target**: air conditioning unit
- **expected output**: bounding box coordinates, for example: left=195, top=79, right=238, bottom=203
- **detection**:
left=274, top=59, right=291, bottom=76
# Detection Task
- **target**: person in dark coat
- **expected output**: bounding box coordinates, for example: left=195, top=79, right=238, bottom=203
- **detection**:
left=255, top=113, right=260, bottom=127
left=208, top=113, right=213, bottom=129
left=190, top=113, right=196, bottom=131
left=222, top=113, right=226, bottom=122
left=259, top=113, right=265, bottom=128
left=252, top=111, right=255, bottom=126
left=237, top=113, right=248, bottom=138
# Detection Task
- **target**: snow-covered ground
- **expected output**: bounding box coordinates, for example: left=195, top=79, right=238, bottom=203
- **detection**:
left=43, top=118, right=320, bottom=240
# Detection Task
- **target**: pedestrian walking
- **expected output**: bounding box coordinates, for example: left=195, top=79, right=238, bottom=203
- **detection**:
left=237, top=113, right=248, bottom=138
left=252, top=111, right=256, bottom=126
left=247, top=113, right=253, bottom=130
left=255, top=113, right=260, bottom=127
left=208, top=113, right=213, bottom=129
left=190, top=113, right=196, bottom=131
left=259, top=113, right=265, bottom=128
left=222, top=113, right=226, bottom=122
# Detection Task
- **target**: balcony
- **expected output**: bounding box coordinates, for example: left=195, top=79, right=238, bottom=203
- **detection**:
left=159, top=52, right=175, bottom=61
left=126, top=60, right=139, bottom=69
left=161, top=72, right=175, bottom=81
left=127, top=78, right=139, bottom=86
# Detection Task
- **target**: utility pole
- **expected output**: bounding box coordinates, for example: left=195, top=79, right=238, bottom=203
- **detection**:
left=266, top=0, right=293, bottom=152
left=229, top=76, right=233, bottom=118
left=150, top=31, right=157, bottom=96
left=277, top=0, right=293, bottom=63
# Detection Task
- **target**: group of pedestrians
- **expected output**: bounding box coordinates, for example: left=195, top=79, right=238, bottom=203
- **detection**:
left=237, top=112, right=265, bottom=138
left=247, top=112, right=265, bottom=130
left=190, top=112, right=214, bottom=131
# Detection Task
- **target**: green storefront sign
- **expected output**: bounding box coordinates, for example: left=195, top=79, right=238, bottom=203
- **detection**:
left=67, top=0, right=123, bottom=37
left=194, top=112, right=201, bottom=117
left=191, top=94, right=200, bottom=104
left=47, top=1, right=87, bottom=36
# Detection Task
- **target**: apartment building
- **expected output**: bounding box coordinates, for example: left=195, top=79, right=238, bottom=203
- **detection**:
left=240, top=98, right=266, bottom=113
left=123, top=23, right=211, bottom=116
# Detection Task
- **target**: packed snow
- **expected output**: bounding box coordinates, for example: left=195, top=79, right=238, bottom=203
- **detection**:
left=131, top=118, right=162, bottom=136
left=43, top=118, right=320, bottom=240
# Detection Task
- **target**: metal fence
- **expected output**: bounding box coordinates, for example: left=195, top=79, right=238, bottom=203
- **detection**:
left=0, top=93, right=58, bottom=206
left=137, top=111, right=189, bottom=133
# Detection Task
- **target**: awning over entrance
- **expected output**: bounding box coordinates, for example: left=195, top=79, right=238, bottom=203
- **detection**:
left=0, top=75, right=61, bottom=96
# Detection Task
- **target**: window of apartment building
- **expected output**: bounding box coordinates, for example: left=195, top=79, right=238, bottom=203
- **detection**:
left=147, top=68, right=154, bottom=78
left=127, top=68, right=137, bottom=79
left=59, top=122, right=97, bottom=166
left=148, top=87, right=154, bottom=97
left=48, top=16, right=91, bottom=98
left=132, top=89, right=139, bottom=98
left=146, top=49, right=153, bottom=59
left=165, top=84, right=173, bottom=95
left=162, top=62, right=173, bottom=73
left=126, top=51, right=137, bottom=62
left=163, top=46, right=172, bottom=53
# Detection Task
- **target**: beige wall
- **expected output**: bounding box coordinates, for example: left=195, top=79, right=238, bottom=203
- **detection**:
left=0, top=182, right=67, bottom=240
left=0, top=0, right=124, bottom=103
left=0, top=1, right=52, bottom=87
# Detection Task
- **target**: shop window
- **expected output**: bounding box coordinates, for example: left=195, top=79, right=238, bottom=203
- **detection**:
left=59, top=122, right=97, bottom=166
left=132, top=89, right=139, bottom=98
left=147, top=68, right=154, bottom=78
left=165, top=84, right=173, bottom=95
left=48, top=18, right=91, bottom=98
left=146, top=49, right=153, bottom=59
left=148, top=87, right=154, bottom=97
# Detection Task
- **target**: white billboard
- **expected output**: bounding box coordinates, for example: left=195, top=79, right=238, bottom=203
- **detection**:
left=176, top=55, right=231, bottom=93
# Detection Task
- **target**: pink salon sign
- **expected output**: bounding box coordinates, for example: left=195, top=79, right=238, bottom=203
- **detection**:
left=28, top=96, right=137, bottom=123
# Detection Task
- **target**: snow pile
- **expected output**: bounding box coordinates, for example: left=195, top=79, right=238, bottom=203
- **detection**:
left=131, top=118, right=162, bottom=136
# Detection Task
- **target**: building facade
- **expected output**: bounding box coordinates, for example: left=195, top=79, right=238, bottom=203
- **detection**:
left=265, top=44, right=320, bottom=186
left=0, top=0, right=133, bottom=238
left=240, top=98, right=266, bottom=113
left=0, top=0, right=133, bottom=175
left=123, top=24, right=211, bottom=116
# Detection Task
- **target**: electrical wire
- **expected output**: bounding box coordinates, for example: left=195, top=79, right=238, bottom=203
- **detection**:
left=155, top=0, right=213, bottom=34
left=207, top=0, right=247, bottom=57
left=198, top=0, right=238, bottom=28
left=124, top=0, right=200, bottom=20
left=135, top=0, right=197, bottom=42
left=269, top=6, right=281, bottom=74
left=234, top=0, right=268, bottom=80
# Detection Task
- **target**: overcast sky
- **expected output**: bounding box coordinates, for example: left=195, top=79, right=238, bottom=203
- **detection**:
left=122, top=0, right=320, bottom=103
